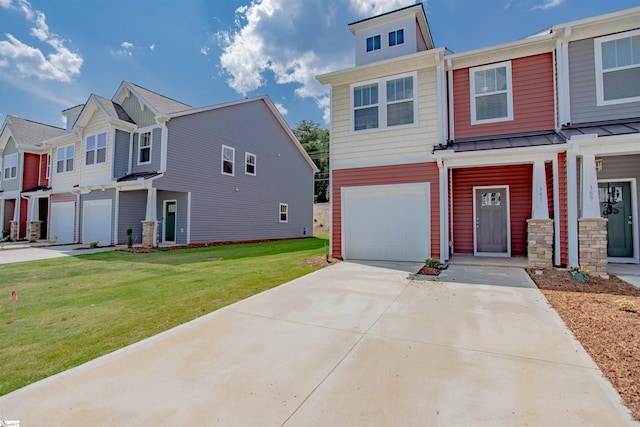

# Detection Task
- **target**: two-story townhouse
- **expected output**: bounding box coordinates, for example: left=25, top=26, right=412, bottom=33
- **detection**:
left=433, top=26, right=565, bottom=267
left=554, top=7, right=640, bottom=273
left=43, top=81, right=317, bottom=247
left=0, top=115, right=64, bottom=241
left=317, top=3, right=447, bottom=262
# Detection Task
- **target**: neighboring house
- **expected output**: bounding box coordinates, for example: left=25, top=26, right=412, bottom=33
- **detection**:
left=317, top=4, right=447, bottom=262
left=43, top=82, right=317, bottom=246
left=556, top=8, right=640, bottom=269
left=317, top=4, right=639, bottom=272
left=0, top=115, right=65, bottom=241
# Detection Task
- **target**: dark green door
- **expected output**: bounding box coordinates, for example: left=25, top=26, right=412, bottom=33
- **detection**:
left=599, top=182, right=633, bottom=258
left=165, top=201, right=176, bottom=242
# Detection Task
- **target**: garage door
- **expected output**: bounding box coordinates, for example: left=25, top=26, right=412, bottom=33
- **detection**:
left=82, top=200, right=112, bottom=245
left=342, top=183, right=430, bottom=262
left=50, top=202, right=75, bottom=243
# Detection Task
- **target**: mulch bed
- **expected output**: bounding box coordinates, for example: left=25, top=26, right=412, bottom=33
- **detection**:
left=416, top=266, right=441, bottom=276
left=529, top=268, right=640, bottom=421
left=117, top=238, right=303, bottom=254
left=303, top=255, right=340, bottom=267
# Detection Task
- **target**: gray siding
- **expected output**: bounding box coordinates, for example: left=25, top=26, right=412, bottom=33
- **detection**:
left=569, top=38, right=640, bottom=124
left=1, top=138, right=19, bottom=192
left=78, top=189, right=116, bottom=243
left=157, top=190, right=189, bottom=243
left=113, top=129, right=130, bottom=180
left=118, top=190, right=147, bottom=244
left=121, top=94, right=156, bottom=127
left=131, top=127, right=161, bottom=173
left=155, top=99, right=314, bottom=243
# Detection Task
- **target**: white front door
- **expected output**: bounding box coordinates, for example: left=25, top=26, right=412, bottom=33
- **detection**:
left=82, top=200, right=112, bottom=245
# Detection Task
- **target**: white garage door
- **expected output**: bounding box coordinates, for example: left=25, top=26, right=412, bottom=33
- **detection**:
left=343, top=184, right=430, bottom=262
left=82, top=200, right=112, bottom=245
left=50, top=202, right=75, bottom=243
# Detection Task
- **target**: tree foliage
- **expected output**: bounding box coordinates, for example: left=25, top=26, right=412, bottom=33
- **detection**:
left=292, top=120, right=330, bottom=203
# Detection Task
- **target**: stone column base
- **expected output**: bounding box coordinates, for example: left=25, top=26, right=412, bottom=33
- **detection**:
left=10, top=221, right=18, bottom=242
left=27, top=221, right=42, bottom=241
left=527, top=219, right=554, bottom=268
left=578, top=217, right=608, bottom=276
left=142, top=221, right=156, bottom=249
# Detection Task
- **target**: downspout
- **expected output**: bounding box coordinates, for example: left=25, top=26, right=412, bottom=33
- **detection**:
left=446, top=57, right=455, bottom=141
left=436, top=157, right=448, bottom=263
left=552, top=154, right=561, bottom=266
left=156, top=116, right=169, bottom=173
left=566, top=142, right=579, bottom=267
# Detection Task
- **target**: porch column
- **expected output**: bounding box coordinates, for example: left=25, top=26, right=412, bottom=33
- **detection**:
left=27, top=196, right=42, bottom=241
left=531, top=160, right=549, bottom=219
left=578, top=152, right=607, bottom=276
left=580, top=153, right=601, bottom=219
left=142, top=188, right=157, bottom=248
left=437, top=158, right=449, bottom=263
left=566, top=149, right=579, bottom=267
left=527, top=161, right=553, bottom=268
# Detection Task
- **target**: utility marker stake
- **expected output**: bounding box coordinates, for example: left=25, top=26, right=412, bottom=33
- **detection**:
left=11, top=290, right=17, bottom=323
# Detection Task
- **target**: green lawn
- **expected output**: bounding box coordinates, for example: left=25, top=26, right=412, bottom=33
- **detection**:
left=0, top=237, right=328, bottom=396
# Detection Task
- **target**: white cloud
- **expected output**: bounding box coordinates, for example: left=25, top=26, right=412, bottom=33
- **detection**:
left=274, top=102, right=288, bottom=116
left=200, top=46, right=209, bottom=56
left=121, top=41, right=133, bottom=49
left=532, top=0, right=565, bottom=10
left=217, top=0, right=417, bottom=124
left=112, top=41, right=134, bottom=57
left=149, top=43, right=155, bottom=51
left=0, top=0, right=82, bottom=82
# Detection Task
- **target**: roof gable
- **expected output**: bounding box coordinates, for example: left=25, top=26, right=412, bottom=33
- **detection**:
left=112, top=81, right=192, bottom=118
left=0, top=115, right=65, bottom=152
left=72, top=94, right=136, bottom=130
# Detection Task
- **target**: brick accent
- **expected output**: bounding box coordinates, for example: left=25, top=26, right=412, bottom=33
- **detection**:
left=27, top=221, right=42, bottom=241
left=578, top=218, right=608, bottom=276
left=142, top=221, right=156, bottom=248
left=527, top=219, right=554, bottom=268
left=10, top=221, right=18, bottom=242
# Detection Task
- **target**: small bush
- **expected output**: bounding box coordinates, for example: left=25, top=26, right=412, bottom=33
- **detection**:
left=28, top=236, right=37, bottom=243
left=48, top=233, right=58, bottom=244
left=126, top=227, right=133, bottom=248
left=89, top=241, right=99, bottom=248
left=425, top=258, right=440, bottom=268
left=615, top=298, right=636, bottom=312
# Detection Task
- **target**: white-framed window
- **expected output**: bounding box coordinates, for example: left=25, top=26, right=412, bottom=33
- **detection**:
left=594, top=29, right=640, bottom=106
left=3, top=153, right=17, bottom=180
left=366, top=35, right=381, bottom=52
left=469, top=61, right=513, bottom=125
left=138, top=131, right=152, bottom=164
left=279, top=203, right=288, bottom=223
left=221, top=145, right=235, bottom=176
left=56, top=144, right=74, bottom=173
left=85, top=132, right=107, bottom=165
left=389, top=29, right=404, bottom=47
left=245, top=152, right=256, bottom=176
left=351, top=72, right=417, bottom=132
left=46, top=153, right=51, bottom=179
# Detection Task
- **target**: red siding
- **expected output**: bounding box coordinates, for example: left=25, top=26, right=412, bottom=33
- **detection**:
left=558, top=152, right=568, bottom=266
left=453, top=53, right=555, bottom=139
left=22, top=153, right=40, bottom=190
left=452, top=165, right=532, bottom=255
left=332, top=162, right=440, bottom=260
left=39, top=153, right=49, bottom=186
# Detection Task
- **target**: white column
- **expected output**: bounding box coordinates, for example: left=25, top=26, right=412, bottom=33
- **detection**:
left=566, top=150, right=579, bottom=267
left=28, top=197, right=38, bottom=221
left=531, top=160, right=549, bottom=220
left=581, top=152, right=601, bottom=219
left=145, top=188, right=157, bottom=222
left=437, top=158, right=447, bottom=263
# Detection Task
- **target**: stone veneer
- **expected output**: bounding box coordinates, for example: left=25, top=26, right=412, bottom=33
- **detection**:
left=27, top=221, right=42, bottom=241
left=527, top=219, right=554, bottom=268
left=9, top=220, right=18, bottom=242
left=142, top=221, right=156, bottom=248
left=578, top=217, right=608, bottom=276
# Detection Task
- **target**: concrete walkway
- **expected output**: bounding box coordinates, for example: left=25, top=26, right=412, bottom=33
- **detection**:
left=0, top=262, right=636, bottom=426
left=0, top=244, right=123, bottom=264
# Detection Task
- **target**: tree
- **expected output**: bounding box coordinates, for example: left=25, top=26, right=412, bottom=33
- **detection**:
left=292, top=120, right=330, bottom=203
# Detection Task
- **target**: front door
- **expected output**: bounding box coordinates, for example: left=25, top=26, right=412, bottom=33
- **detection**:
left=164, top=201, right=176, bottom=242
left=599, top=182, right=633, bottom=258
left=38, top=198, right=48, bottom=239
left=475, top=187, right=509, bottom=255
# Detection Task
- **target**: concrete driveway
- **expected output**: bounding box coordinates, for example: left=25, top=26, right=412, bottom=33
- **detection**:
left=0, top=244, right=122, bottom=264
left=0, top=262, right=636, bottom=426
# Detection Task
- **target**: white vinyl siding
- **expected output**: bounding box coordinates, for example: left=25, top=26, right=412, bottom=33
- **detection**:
left=331, top=61, right=438, bottom=168
left=470, top=61, right=513, bottom=124
left=351, top=72, right=417, bottom=132
left=594, top=29, right=640, bottom=106
left=85, top=132, right=107, bottom=166
left=80, top=111, right=111, bottom=186
left=221, top=145, right=235, bottom=176
left=57, top=144, right=75, bottom=173
left=3, top=153, right=17, bottom=180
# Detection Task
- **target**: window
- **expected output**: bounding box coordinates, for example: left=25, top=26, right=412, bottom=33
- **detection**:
left=366, top=35, right=381, bottom=52
left=481, top=192, right=502, bottom=206
left=138, top=131, right=151, bottom=164
left=279, top=203, right=288, bottom=223
left=46, top=154, right=51, bottom=179
left=85, top=132, right=107, bottom=165
left=352, top=73, right=416, bottom=132
left=470, top=61, right=513, bottom=124
left=595, top=29, right=640, bottom=106
left=245, top=152, right=256, bottom=176
left=56, top=144, right=74, bottom=173
left=221, top=145, right=235, bottom=176
left=3, top=153, right=17, bottom=180
left=386, top=76, right=414, bottom=126
left=389, top=29, right=404, bottom=47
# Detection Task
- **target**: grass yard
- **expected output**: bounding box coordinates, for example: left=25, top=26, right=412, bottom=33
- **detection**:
left=0, top=237, right=328, bottom=396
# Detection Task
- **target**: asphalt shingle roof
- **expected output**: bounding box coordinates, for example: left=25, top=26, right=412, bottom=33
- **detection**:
left=93, top=95, right=135, bottom=124
left=126, top=82, right=192, bottom=115
left=4, top=115, right=65, bottom=149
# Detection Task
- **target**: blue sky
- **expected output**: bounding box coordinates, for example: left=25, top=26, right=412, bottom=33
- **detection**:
left=0, top=0, right=637, bottom=130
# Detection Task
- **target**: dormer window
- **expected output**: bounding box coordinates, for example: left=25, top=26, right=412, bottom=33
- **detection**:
left=3, top=153, right=17, bottom=180
left=366, top=35, right=381, bottom=52
left=389, top=29, right=404, bottom=47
